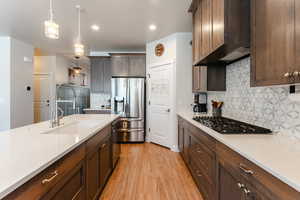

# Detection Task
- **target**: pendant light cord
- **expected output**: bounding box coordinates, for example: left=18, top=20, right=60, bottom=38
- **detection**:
left=77, top=5, right=81, bottom=43
left=49, top=0, right=54, bottom=21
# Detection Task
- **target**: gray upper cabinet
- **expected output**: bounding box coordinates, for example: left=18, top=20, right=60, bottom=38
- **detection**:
left=111, top=55, right=129, bottom=77
left=91, top=57, right=112, bottom=93
left=111, top=54, right=146, bottom=77
left=129, top=55, right=146, bottom=77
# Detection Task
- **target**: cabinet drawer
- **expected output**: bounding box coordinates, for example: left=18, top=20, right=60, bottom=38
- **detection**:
left=216, top=142, right=300, bottom=200
left=86, top=125, right=111, bottom=154
left=190, top=138, right=215, bottom=184
left=4, top=145, right=86, bottom=200
left=190, top=159, right=213, bottom=200
left=186, top=120, right=216, bottom=152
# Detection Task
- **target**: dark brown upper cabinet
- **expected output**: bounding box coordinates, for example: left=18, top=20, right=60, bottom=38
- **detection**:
left=189, top=0, right=250, bottom=65
left=192, top=65, right=226, bottom=92
left=251, top=0, right=300, bottom=86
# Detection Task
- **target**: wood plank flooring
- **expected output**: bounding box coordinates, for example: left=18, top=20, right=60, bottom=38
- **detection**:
left=100, top=143, right=203, bottom=200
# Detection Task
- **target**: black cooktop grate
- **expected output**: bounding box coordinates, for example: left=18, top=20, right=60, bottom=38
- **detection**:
left=193, top=116, right=272, bottom=134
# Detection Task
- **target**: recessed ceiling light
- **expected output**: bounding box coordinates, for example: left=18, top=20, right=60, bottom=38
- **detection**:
left=149, top=24, right=157, bottom=31
left=91, top=24, right=100, bottom=31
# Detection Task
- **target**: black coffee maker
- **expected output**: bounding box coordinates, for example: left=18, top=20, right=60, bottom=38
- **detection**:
left=193, top=93, right=207, bottom=113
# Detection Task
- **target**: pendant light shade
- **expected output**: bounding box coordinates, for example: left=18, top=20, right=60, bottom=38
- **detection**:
left=74, top=43, right=84, bottom=57
left=74, top=5, right=84, bottom=57
left=45, top=0, right=59, bottom=39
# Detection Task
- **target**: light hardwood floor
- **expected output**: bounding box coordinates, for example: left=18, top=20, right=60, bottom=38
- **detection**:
left=100, top=143, right=203, bottom=200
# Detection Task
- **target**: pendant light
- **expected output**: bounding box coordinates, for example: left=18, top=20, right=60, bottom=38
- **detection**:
left=74, top=5, right=84, bottom=57
left=44, top=0, right=59, bottom=39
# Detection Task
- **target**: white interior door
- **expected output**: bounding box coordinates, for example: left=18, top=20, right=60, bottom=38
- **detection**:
left=149, top=63, right=173, bottom=148
left=34, top=74, right=51, bottom=122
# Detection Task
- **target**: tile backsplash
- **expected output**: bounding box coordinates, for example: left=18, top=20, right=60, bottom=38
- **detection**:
left=90, top=93, right=111, bottom=108
left=207, top=58, right=300, bottom=135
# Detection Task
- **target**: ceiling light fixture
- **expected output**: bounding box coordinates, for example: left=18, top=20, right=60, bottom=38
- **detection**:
left=73, top=66, right=82, bottom=74
left=149, top=24, right=157, bottom=31
left=91, top=24, right=100, bottom=31
left=74, top=5, right=84, bottom=57
left=45, top=0, right=59, bottom=39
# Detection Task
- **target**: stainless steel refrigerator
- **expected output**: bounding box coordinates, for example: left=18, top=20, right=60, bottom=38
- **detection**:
left=111, top=78, right=145, bottom=143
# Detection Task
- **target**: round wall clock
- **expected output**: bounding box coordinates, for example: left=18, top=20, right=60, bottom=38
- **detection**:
left=155, top=43, right=164, bottom=57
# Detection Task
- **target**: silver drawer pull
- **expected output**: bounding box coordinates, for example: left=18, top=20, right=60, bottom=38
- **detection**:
left=42, top=170, right=58, bottom=184
left=196, top=170, right=202, bottom=177
left=243, top=187, right=251, bottom=195
left=196, top=149, right=202, bottom=153
left=239, top=164, right=254, bottom=175
left=237, top=182, right=245, bottom=189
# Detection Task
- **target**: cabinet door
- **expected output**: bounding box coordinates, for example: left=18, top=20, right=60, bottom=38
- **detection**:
left=99, top=137, right=112, bottom=190
left=193, top=2, right=202, bottom=63
left=111, top=55, right=129, bottom=77
left=212, top=0, right=224, bottom=50
left=201, top=0, right=212, bottom=58
left=128, top=55, right=146, bottom=77
left=242, top=183, right=272, bottom=200
left=178, top=121, right=184, bottom=153
left=91, top=58, right=104, bottom=93
left=192, top=66, right=207, bottom=92
left=295, top=0, right=300, bottom=80
left=103, top=58, right=112, bottom=94
left=251, top=0, right=295, bottom=86
left=112, top=129, right=121, bottom=168
left=219, top=164, right=243, bottom=200
left=183, top=129, right=191, bottom=165
left=86, top=151, right=100, bottom=200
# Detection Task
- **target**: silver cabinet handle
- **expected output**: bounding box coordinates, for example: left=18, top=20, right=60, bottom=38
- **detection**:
left=196, top=170, right=202, bottom=177
left=284, top=72, right=292, bottom=78
left=42, top=170, right=58, bottom=184
left=237, top=182, right=245, bottom=189
left=243, top=187, right=251, bottom=195
left=239, top=164, right=254, bottom=175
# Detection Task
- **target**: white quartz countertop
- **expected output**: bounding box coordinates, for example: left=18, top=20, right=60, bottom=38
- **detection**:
left=0, top=114, right=119, bottom=199
left=83, top=108, right=111, bottom=111
left=177, top=110, right=300, bottom=193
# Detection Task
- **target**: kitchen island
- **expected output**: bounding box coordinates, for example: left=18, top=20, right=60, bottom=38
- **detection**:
left=0, top=114, right=120, bottom=199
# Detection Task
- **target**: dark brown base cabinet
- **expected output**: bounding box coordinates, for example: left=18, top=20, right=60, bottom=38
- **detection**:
left=3, top=123, right=121, bottom=200
left=178, top=117, right=300, bottom=200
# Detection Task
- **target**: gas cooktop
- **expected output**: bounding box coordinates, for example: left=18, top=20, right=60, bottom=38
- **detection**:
left=193, top=116, right=272, bottom=134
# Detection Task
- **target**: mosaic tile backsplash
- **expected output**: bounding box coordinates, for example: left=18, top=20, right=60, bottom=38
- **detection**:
left=207, top=58, right=300, bottom=135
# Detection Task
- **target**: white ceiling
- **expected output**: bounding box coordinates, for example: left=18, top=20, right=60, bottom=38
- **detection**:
left=0, top=0, right=193, bottom=54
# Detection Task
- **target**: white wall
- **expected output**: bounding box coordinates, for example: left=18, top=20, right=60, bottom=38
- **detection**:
left=0, top=37, right=34, bottom=130
left=0, top=37, right=11, bottom=131
left=146, top=33, right=193, bottom=151
left=175, top=33, right=193, bottom=111
left=10, top=38, right=34, bottom=128
left=146, top=34, right=177, bottom=66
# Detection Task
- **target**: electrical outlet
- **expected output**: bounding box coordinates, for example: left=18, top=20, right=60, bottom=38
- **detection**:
left=289, top=85, right=300, bottom=102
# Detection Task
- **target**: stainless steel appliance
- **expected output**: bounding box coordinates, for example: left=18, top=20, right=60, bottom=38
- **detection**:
left=192, top=93, right=207, bottom=113
left=111, top=78, right=145, bottom=143
left=193, top=116, right=272, bottom=134
left=56, top=84, right=90, bottom=116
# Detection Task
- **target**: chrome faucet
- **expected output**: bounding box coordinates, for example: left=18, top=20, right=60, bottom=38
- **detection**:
left=50, top=100, right=64, bottom=128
